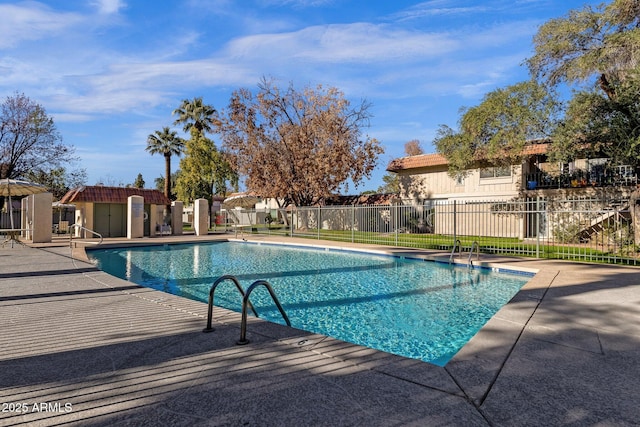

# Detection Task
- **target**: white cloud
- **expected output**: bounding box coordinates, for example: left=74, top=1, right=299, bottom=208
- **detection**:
left=0, top=2, right=83, bottom=48
left=50, top=112, right=96, bottom=123
left=41, top=59, right=257, bottom=118
left=392, top=1, right=489, bottom=21
left=260, top=0, right=334, bottom=7
left=0, top=0, right=600, bottom=189
left=226, top=23, right=459, bottom=64
left=91, top=0, right=126, bottom=15
left=27, top=15, right=535, bottom=118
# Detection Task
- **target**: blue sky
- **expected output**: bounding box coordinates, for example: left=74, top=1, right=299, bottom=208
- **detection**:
left=0, top=0, right=601, bottom=193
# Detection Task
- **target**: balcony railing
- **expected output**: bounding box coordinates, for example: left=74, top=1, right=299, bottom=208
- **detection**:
left=524, top=171, right=638, bottom=190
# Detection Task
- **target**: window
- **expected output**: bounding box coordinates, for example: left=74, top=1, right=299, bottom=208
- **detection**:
left=480, top=166, right=511, bottom=179
left=617, top=165, right=633, bottom=177
left=561, top=162, right=574, bottom=174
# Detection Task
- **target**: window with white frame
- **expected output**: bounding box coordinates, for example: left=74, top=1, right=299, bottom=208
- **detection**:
left=479, top=166, right=511, bottom=179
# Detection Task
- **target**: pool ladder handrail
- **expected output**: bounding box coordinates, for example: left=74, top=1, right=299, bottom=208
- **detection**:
left=203, top=275, right=259, bottom=333
left=449, top=239, right=462, bottom=264
left=468, top=241, right=480, bottom=268
left=237, top=280, right=291, bottom=345
left=203, top=275, right=291, bottom=346
left=69, top=224, right=103, bottom=247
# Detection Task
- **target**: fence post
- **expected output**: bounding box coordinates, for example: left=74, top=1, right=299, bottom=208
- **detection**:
left=351, top=204, right=355, bottom=243
left=394, top=203, right=398, bottom=246
left=536, top=196, right=541, bottom=258
left=453, top=200, right=457, bottom=243
left=317, top=205, right=321, bottom=240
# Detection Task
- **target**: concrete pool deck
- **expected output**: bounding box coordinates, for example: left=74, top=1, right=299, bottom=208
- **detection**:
left=1, top=234, right=639, bottom=426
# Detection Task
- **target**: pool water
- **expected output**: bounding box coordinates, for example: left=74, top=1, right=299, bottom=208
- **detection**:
left=88, top=241, right=530, bottom=366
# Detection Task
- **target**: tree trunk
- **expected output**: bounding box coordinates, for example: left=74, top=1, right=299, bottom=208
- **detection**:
left=629, top=188, right=640, bottom=246
left=598, top=74, right=616, bottom=100
left=164, top=154, right=172, bottom=224
left=280, top=205, right=290, bottom=226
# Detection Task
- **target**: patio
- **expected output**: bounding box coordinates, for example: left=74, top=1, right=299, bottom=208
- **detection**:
left=1, top=235, right=639, bottom=426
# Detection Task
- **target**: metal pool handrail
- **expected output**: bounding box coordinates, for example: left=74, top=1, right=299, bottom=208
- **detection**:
left=468, top=241, right=480, bottom=268
left=237, top=280, right=291, bottom=345
left=69, top=224, right=103, bottom=247
left=203, top=275, right=259, bottom=333
left=449, top=239, right=462, bottom=264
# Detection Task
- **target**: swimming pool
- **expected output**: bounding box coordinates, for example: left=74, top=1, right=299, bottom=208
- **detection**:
left=88, top=241, right=531, bottom=366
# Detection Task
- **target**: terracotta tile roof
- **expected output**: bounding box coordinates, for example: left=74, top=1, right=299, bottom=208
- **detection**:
left=386, top=153, right=448, bottom=172
left=387, top=143, right=550, bottom=172
left=59, top=186, right=171, bottom=205
left=522, top=143, right=550, bottom=155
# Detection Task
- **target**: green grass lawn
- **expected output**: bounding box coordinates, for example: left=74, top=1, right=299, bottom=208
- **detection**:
left=241, top=226, right=639, bottom=265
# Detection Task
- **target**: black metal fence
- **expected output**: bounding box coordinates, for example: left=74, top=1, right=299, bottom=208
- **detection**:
left=222, top=196, right=639, bottom=265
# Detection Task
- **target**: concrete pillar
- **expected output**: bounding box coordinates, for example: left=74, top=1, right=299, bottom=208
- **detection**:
left=172, top=201, right=183, bottom=235
left=74, top=207, right=84, bottom=237
left=149, top=205, right=159, bottom=236
left=127, top=195, right=144, bottom=239
left=193, top=198, right=209, bottom=236
left=23, top=193, right=53, bottom=243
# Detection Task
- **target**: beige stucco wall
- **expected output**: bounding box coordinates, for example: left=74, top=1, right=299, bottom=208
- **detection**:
left=434, top=201, right=524, bottom=239
left=151, top=204, right=162, bottom=233
left=398, top=164, right=523, bottom=202
left=127, top=195, right=144, bottom=239
left=73, top=202, right=94, bottom=237
left=172, top=201, right=183, bottom=235
left=194, top=198, right=209, bottom=236
left=21, top=193, right=52, bottom=243
left=74, top=201, right=166, bottom=238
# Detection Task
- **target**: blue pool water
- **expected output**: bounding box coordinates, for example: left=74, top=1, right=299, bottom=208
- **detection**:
left=88, top=241, right=530, bottom=366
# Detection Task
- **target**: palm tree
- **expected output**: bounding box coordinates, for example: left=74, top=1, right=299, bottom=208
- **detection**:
left=172, top=97, right=217, bottom=135
left=146, top=127, right=185, bottom=215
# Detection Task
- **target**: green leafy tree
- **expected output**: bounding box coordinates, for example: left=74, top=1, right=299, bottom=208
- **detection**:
left=527, top=0, right=640, bottom=167
left=216, top=77, right=383, bottom=207
left=146, top=126, right=184, bottom=205
left=551, top=77, right=640, bottom=165
left=527, top=0, right=639, bottom=93
left=434, top=1, right=639, bottom=175
left=175, top=130, right=237, bottom=204
left=132, top=173, right=145, bottom=189
left=173, top=97, right=217, bottom=134
left=25, top=167, right=87, bottom=200
left=527, top=0, right=640, bottom=243
left=377, top=173, right=400, bottom=194
left=434, top=80, right=559, bottom=176
left=155, top=171, right=179, bottom=193
left=172, top=98, right=236, bottom=203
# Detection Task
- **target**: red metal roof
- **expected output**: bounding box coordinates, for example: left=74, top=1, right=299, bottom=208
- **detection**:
left=59, top=186, right=171, bottom=205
